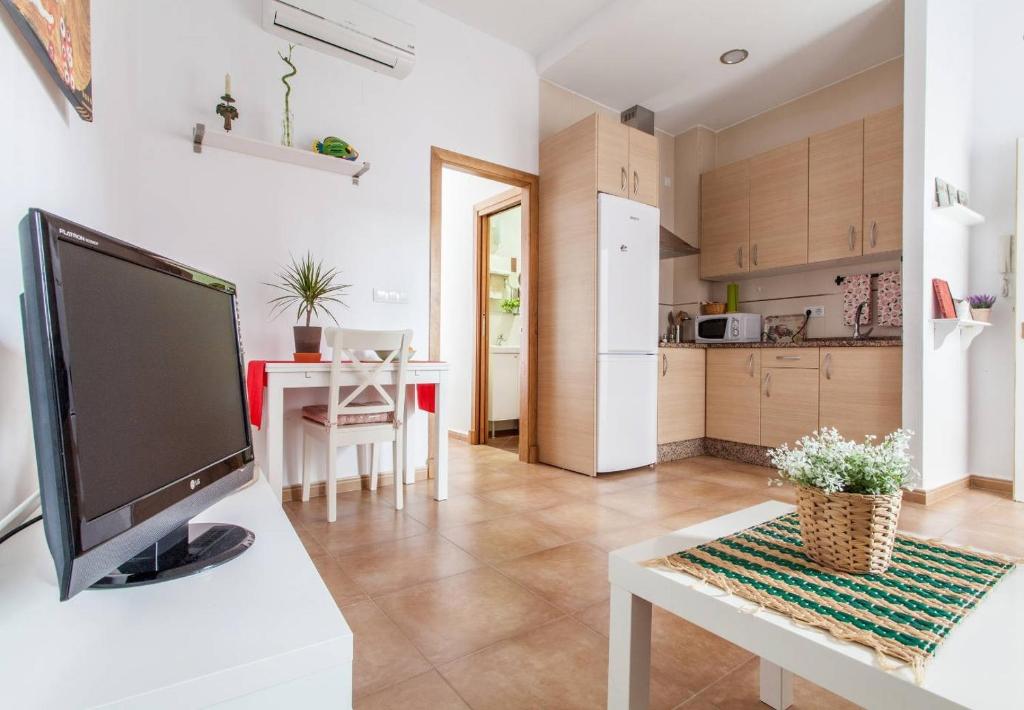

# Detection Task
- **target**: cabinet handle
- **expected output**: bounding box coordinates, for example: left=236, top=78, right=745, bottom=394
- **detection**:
left=737, top=245, right=744, bottom=268
left=764, top=371, right=772, bottom=398
left=870, top=220, right=878, bottom=248
left=752, top=243, right=759, bottom=266
left=621, top=166, right=627, bottom=191
left=776, top=355, right=800, bottom=361
left=633, top=170, right=639, bottom=196
left=824, top=352, right=832, bottom=380
left=747, top=353, right=755, bottom=376
left=847, top=225, right=856, bottom=251
left=662, top=353, right=668, bottom=376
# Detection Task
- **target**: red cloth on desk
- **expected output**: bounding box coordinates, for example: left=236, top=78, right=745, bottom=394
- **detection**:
left=246, top=360, right=436, bottom=429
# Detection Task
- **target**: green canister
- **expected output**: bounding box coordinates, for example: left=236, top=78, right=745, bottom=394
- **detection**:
left=726, top=283, right=739, bottom=313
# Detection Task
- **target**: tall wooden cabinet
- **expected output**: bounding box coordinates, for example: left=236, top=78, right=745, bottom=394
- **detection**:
left=749, top=139, right=809, bottom=272
left=808, top=120, right=864, bottom=263
left=863, top=105, right=903, bottom=254
left=539, top=114, right=659, bottom=475
left=706, top=349, right=761, bottom=445
left=819, top=347, right=903, bottom=441
left=699, top=161, right=750, bottom=279
left=657, top=348, right=705, bottom=444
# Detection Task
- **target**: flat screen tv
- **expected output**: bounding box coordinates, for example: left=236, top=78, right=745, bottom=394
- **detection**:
left=19, top=209, right=255, bottom=600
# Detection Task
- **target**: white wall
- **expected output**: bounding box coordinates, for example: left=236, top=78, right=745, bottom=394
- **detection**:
left=0, top=0, right=539, bottom=522
left=903, top=0, right=975, bottom=489
left=967, top=0, right=1024, bottom=481
left=439, top=168, right=511, bottom=437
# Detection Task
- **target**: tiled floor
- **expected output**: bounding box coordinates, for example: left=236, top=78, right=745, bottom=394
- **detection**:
left=284, top=441, right=1023, bottom=709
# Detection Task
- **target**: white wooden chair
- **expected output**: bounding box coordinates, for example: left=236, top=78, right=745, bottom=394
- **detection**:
left=300, top=328, right=412, bottom=521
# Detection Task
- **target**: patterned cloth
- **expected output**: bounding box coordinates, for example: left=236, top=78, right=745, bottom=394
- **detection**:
left=842, top=274, right=872, bottom=326
left=651, top=513, right=1016, bottom=679
left=877, top=271, right=903, bottom=327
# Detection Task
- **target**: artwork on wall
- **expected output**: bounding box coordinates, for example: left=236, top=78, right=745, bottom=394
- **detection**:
left=3, top=0, right=92, bottom=121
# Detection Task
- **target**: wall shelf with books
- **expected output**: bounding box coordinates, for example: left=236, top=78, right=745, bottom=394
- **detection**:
left=932, top=318, right=990, bottom=351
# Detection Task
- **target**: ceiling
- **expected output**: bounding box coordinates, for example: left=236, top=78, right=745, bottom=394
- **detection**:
left=423, top=0, right=904, bottom=135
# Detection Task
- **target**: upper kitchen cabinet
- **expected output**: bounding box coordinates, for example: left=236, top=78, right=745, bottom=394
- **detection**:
left=597, top=115, right=629, bottom=199
left=863, top=106, right=903, bottom=255
left=749, top=139, right=808, bottom=272
left=595, top=114, right=659, bottom=207
left=628, top=128, right=659, bottom=207
left=809, top=120, right=864, bottom=263
left=700, top=160, right=749, bottom=280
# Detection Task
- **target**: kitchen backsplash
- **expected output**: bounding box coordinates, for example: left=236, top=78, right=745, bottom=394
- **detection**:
left=659, top=256, right=902, bottom=340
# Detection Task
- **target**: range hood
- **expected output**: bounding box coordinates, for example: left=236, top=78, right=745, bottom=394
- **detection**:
left=659, top=225, right=700, bottom=259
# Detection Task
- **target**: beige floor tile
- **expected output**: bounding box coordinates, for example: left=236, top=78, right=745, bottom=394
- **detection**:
left=354, top=670, right=469, bottom=710
left=923, top=488, right=1003, bottom=516
left=374, top=568, right=563, bottom=664
left=976, top=496, right=1024, bottom=530
left=402, top=493, right=515, bottom=529
left=438, top=618, right=611, bottom=710
left=284, top=489, right=387, bottom=526
left=342, top=600, right=432, bottom=698
left=476, top=481, right=574, bottom=512
left=942, top=520, right=1024, bottom=558
left=896, top=504, right=961, bottom=538
left=658, top=506, right=738, bottom=531
left=333, top=533, right=481, bottom=596
left=308, top=552, right=366, bottom=607
left=693, top=466, right=782, bottom=491
left=445, top=471, right=532, bottom=495
left=598, top=485, right=705, bottom=521
left=292, top=522, right=326, bottom=556
left=440, top=515, right=573, bottom=563
left=496, top=541, right=610, bottom=612
left=311, top=508, right=429, bottom=555
left=589, top=521, right=673, bottom=552
left=694, top=656, right=859, bottom=709
left=526, top=500, right=645, bottom=540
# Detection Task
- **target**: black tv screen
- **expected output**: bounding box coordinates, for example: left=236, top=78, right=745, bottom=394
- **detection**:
left=20, top=209, right=255, bottom=599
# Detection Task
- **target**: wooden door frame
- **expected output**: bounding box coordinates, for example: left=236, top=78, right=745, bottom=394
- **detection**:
left=430, top=147, right=540, bottom=464
left=472, top=189, right=523, bottom=445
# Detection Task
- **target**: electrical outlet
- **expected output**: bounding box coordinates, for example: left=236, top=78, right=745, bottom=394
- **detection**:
left=806, top=305, right=825, bottom=318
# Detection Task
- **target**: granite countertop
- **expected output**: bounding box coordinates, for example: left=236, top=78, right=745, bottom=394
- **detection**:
left=660, top=337, right=902, bottom=349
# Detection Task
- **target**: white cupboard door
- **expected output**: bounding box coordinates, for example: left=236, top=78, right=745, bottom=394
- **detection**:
left=598, top=194, right=660, bottom=354
left=597, top=354, right=657, bottom=472
left=488, top=352, right=520, bottom=421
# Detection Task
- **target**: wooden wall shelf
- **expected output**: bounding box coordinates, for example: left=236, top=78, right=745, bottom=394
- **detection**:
left=191, top=123, right=370, bottom=185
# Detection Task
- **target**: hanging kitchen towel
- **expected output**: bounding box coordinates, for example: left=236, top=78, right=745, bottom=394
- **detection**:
left=842, top=273, right=872, bottom=326
left=876, top=270, right=903, bottom=327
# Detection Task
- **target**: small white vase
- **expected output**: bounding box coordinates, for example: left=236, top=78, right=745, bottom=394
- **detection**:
left=971, top=308, right=991, bottom=322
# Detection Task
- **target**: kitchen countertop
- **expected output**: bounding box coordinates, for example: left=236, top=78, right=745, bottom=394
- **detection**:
left=659, top=337, right=902, bottom=349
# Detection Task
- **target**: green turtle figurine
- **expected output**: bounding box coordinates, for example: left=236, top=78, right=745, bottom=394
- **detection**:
left=312, top=136, right=359, bottom=161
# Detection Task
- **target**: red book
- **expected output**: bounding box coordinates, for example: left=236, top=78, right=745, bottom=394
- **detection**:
left=932, top=279, right=957, bottom=319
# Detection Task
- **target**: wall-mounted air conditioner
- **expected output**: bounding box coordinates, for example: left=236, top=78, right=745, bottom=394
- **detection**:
left=261, top=0, right=416, bottom=79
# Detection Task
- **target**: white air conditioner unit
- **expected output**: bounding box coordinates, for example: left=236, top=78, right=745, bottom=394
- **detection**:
left=261, top=0, right=415, bottom=79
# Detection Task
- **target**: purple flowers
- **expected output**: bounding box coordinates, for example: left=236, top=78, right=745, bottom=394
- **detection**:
left=967, top=294, right=996, bottom=309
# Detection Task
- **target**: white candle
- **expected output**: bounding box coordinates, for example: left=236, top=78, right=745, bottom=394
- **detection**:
left=225, top=73, right=231, bottom=96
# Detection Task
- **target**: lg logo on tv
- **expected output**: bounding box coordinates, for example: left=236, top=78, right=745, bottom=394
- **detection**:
left=189, top=478, right=202, bottom=490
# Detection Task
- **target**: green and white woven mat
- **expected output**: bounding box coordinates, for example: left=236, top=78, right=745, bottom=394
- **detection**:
left=651, top=513, right=1016, bottom=678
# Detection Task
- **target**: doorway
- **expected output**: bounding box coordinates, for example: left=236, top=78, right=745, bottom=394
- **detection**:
left=474, top=192, right=523, bottom=452
left=430, top=147, right=539, bottom=466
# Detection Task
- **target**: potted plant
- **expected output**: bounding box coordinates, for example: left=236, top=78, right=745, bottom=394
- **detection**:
left=267, top=252, right=350, bottom=361
left=769, top=428, right=918, bottom=574
left=500, top=297, right=520, bottom=315
left=967, top=294, right=996, bottom=322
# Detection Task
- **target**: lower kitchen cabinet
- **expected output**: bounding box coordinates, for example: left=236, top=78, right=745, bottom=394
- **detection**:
left=819, top=347, right=902, bottom=441
left=657, top=348, right=706, bottom=444
left=706, top=348, right=761, bottom=445
left=761, top=367, right=819, bottom=448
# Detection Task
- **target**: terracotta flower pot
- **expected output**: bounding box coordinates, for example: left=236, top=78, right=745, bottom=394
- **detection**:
left=293, top=325, right=322, bottom=356
left=970, top=308, right=991, bottom=323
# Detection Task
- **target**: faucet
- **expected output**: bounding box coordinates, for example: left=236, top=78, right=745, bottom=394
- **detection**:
left=496, top=333, right=506, bottom=346
left=852, top=301, right=874, bottom=340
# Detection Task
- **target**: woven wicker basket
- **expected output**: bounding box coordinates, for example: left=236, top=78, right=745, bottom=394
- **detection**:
left=700, top=302, right=727, bottom=315
left=795, top=487, right=902, bottom=574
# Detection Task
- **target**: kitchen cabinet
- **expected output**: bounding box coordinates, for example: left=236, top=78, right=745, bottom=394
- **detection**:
left=749, top=139, right=808, bottom=271
left=819, top=347, right=902, bottom=441
left=595, top=115, right=659, bottom=207
left=809, top=120, right=864, bottom=263
left=657, top=348, right=705, bottom=444
left=700, top=161, right=750, bottom=280
left=761, top=367, right=819, bottom=448
left=488, top=350, right=520, bottom=423
left=863, top=106, right=903, bottom=255
left=706, top=348, right=760, bottom=445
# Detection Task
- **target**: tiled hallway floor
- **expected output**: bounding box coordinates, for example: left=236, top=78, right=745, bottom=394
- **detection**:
left=284, top=441, right=1023, bottom=709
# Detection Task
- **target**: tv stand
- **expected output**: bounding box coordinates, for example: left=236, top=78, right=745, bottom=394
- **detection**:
left=92, top=522, right=254, bottom=589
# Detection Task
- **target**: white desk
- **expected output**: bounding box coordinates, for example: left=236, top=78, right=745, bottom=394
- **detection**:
left=261, top=361, right=449, bottom=502
left=608, top=502, right=1024, bottom=710
left=0, top=477, right=353, bottom=709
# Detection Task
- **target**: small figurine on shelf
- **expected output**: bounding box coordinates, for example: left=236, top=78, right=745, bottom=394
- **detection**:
left=311, top=136, right=359, bottom=161
left=278, top=45, right=297, bottom=147
left=216, top=73, right=239, bottom=131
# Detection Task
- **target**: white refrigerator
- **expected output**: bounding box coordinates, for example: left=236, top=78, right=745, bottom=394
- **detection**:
left=596, top=193, right=659, bottom=472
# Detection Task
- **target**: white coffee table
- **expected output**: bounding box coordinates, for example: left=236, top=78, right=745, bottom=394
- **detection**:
left=607, top=501, right=1023, bottom=710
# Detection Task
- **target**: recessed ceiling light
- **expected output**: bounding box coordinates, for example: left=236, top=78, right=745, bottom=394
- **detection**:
left=720, top=48, right=749, bottom=65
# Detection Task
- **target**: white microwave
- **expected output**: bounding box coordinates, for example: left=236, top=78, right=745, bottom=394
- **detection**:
left=695, top=313, right=762, bottom=343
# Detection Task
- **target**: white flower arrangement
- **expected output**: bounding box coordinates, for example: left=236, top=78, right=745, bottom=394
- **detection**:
left=768, top=428, right=919, bottom=496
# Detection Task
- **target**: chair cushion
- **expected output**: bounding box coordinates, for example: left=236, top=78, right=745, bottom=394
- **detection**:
left=301, top=403, right=394, bottom=427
